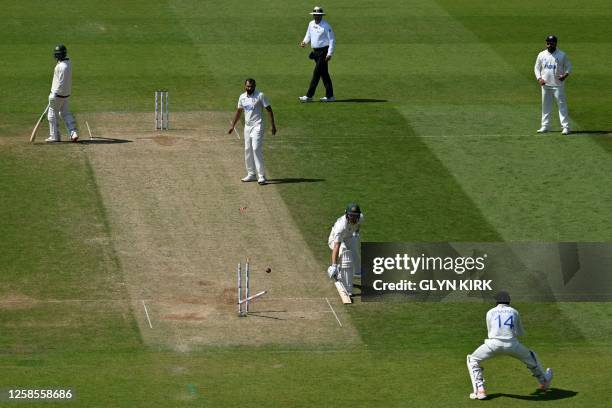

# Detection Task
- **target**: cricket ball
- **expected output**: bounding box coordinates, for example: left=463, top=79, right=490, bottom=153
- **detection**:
left=266, top=267, right=271, bottom=273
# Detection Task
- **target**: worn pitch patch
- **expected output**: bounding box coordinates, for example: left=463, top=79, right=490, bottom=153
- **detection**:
left=84, top=111, right=359, bottom=350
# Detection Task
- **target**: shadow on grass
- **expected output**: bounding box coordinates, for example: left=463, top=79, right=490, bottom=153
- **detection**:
left=78, top=137, right=133, bottom=144
left=37, top=137, right=132, bottom=145
left=334, top=98, right=387, bottom=103
left=247, top=312, right=286, bottom=320
left=487, top=388, right=578, bottom=401
left=266, top=178, right=324, bottom=184
left=571, top=130, right=611, bottom=135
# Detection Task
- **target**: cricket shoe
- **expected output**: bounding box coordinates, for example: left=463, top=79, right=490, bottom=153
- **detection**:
left=536, top=127, right=550, bottom=133
left=298, top=96, right=312, bottom=103
left=320, top=96, right=336, bottom=102
left=241, top=175, right=257, bottom=182
left=257, top=178, right=267, bottom=185
left=469, top=387, right=487, bottom=400
left=561, top=128, right=571, bottom=135
left=45, top=136, right=60, bottom=143
left=70, top=131, right=79, bottom=143
left=538, top=368, right=553, bottom=390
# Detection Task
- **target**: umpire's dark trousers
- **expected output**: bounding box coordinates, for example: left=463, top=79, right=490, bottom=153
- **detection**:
left=306, top=47, right=334, bottom=98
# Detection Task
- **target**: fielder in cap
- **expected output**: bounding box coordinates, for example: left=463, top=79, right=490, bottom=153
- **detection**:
left=229, top=78, right=277, bottom=185
left=466, top=291, right=553, bottom=400
left=534, top=35, right=572, bottom=135
left=299, top=6, right=336, bottom=102
left=46, top=44, right=79, bottom=142
left=327, top=203, right=363, bottom=296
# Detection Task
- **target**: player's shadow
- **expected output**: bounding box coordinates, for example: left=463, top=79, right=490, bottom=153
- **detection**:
left=571, top=130, right=610, bottom=135
left=487, top=388, right=578, bottom=401
left=246, top=312, right=286, bottom=320
left=265, top=178, right=324, bottom=184
left=333, top=98, right=387, bottom=103
left=78, top=137, right=132, bottom=144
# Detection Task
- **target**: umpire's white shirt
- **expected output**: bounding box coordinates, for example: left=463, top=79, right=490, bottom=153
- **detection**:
left=51, top=59, right=72, bottom=96
left=237, top=90, right=269, bottom=127
left=485, top=304, right=525, bottom=340
left=303, top=19, right=335, bottom=56
left=534, top=49, right=571, bottom=87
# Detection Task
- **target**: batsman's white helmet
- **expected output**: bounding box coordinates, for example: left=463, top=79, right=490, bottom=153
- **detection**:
left=310, top=6, right=326, bottom=15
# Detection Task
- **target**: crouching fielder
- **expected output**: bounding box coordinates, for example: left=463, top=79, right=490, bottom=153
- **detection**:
left=466, top=291, right=553, bottom=400
left=327, top=203, right=363, bottom=296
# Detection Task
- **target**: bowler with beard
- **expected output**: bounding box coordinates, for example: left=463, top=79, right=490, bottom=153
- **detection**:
left=229, top=78, right=277, bottom=185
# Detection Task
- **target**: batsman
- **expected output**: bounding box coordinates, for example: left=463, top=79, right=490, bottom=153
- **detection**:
left=46, top=44, right=78, bottom=143
left=327, top=203, right=363, bottom=297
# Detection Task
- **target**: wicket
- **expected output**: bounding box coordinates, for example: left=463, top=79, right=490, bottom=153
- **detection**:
left=237, top=259, right=267, bottom=317
left=154, top=89, right=169, bottom=130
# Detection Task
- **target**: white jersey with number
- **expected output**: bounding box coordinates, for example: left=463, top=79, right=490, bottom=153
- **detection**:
left=51, top=59, right=72, bottom=96
left=534, top=49, right=571, bottom=87
left=237, top=90, right=270, bottom=127
left=485, top=304, right=525, bottom=340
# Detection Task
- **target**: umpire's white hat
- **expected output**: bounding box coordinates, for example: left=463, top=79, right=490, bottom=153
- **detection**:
left=310, top=6, right=326, bottom=15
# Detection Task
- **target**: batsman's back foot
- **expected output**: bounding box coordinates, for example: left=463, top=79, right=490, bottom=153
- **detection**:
left=469, top=387, right=487, bottom=400
left=538, top=368, right=553, bottom=390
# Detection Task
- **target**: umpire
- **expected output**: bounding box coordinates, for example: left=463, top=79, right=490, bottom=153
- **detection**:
left=299, top=6, right=336, bottom=102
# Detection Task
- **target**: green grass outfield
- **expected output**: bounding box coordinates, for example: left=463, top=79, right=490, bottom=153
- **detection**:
left=2, top=0, right=612, bottom=406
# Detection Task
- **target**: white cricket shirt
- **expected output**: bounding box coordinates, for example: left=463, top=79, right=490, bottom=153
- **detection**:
left=51, top=59, right=72, bottom=96
left=534, top=49, right=572, bottom=87
left=485, top=304, right=525, bottom=340
left=303, top=19, right=336, bottom=56
left=328, top=214, right=363, bottom=246
left=237, top=90, right=270, bottom=127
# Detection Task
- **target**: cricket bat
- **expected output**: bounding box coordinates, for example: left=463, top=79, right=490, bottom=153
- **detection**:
left=335, top=281, right=352, bottom=304
left=30, top=104, right=50, bottom=143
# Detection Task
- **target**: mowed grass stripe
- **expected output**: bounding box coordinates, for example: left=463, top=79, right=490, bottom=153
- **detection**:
left=2, top=348, right=608, bottom=407
left=0, top=144, right=141, bottom=353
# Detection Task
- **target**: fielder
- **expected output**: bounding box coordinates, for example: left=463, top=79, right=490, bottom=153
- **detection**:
left=327, top=203, right=363, bottom=296
left=228, top=78, right=277, bottom=185
left=534, top=35, right=572, bottom=135
left=466, top=291, right=553, bottom=400
left=46, top=44, right=78, bottom=143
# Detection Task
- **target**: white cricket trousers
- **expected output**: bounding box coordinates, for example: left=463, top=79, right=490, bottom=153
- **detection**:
left=541, top=85, right=570, bottom=130
left=329, top=234, right=361, bottom=295
left=467, top=339, right=546, bottom=389
left=48, top=93, right=76, bottom=138
left=244, top=124, right=265, bottom=180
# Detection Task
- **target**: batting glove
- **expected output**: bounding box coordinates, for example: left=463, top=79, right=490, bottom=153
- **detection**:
left=327, top=264, right=339, bottom=279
